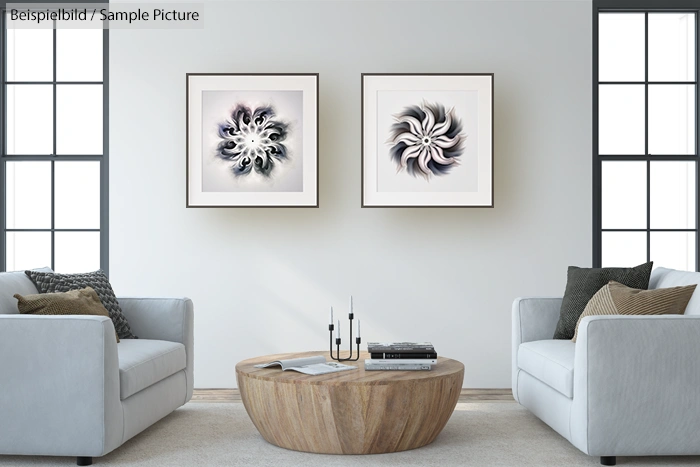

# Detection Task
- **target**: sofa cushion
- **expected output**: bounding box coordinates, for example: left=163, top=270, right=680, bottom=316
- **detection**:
left=572, top=280, right=696, bottom=342
left=553, top=262, right=653, bottom=339
left=650, top=267, right=700, bottom=315
left=0, top=268, right=52, bottom=314
left=518, top=340, right=575, bottom=398
left=118, top=339, right=186, bottom=400
left=15, top=287, right=120, bottom=343
left=26, top=270, right=136, bottom=340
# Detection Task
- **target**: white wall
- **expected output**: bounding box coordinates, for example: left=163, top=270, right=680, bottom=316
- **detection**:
left=110, top=0, right=592, bottom=388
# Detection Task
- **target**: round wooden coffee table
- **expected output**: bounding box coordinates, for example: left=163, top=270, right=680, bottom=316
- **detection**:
left=236, top=351, right=464, bottom=454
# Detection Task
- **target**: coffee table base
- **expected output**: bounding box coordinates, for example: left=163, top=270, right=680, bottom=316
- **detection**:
left=238, top=368, right=463, bottom=454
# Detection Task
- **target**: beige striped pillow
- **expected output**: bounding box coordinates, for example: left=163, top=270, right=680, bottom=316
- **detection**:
left=571, top=280, right=696, bottom=342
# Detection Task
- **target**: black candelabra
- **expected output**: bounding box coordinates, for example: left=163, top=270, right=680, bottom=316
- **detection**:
left=329, top=309, right=361, bottom=362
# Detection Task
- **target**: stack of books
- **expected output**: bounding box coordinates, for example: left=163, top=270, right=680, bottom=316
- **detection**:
left=365, top=342, right=437, bottom=371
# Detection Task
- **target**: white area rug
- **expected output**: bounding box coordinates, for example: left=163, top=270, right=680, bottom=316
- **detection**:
left=1, top=403, right=699, bottom=466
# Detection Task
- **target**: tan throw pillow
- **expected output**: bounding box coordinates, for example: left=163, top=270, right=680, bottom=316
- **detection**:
left=14, top=287, right=120, bottom=343
left=572, top=280, right=697, bottom=342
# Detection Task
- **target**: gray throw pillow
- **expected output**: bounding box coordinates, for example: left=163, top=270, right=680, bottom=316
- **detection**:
left=25, top=270, right=136, bottom=340
left=552, top=262, right=653, bottom=340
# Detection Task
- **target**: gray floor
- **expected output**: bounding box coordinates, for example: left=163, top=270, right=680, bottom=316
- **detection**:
left=1, top=403, right=700, bottom=466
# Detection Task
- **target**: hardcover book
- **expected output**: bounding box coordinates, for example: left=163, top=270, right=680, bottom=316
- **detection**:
left=370, top=352, right=438, bottom=359
left=370, top=358, right=437, bottom=365
left=366, top=342, right=435, bottom=352
left=364, top=359, right=432, bottom=371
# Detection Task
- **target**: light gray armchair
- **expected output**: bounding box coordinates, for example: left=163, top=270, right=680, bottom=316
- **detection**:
left=0, top=270, right=194, bottom=465
left=512, top=267, right=700, bottom=466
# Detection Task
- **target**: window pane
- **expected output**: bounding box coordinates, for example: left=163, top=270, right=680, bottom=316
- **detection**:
left=602, top=161, right=647, bottom=229
left=648, top=85, right=695, bottom=155
left=57, top=29, right=103, bottom=82
left=5, top=161, right=52, bottom=229
left=55, top=162, right=100, bottom=229
left=56, top=85, right=103, bottom=155
left=649, top=13, right=696, bottom=82
left=650, top=161, right=695, bottom=229
left=602, top=232, right=647, bottom=267
left=6, top=85, right=53, bottom=155
left=598, top=13, right=645, bottom=82
left=6, top=232, right=51, bottom=272
left=651, top=232, right=695, bottom=271
left=6, top=27, right=53, bottom=81
left=599, top=85, right=645, bottom=155
left=54, top=232, right=100, bottom=274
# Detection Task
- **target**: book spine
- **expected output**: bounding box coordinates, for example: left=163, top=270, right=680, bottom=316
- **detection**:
left=370, top=352, right=438, bottom=359
left=369, top=359, right=437, bottom=365
left=367, top=347, right=434, bottom=353
left=364, top=363, right=432, bottom=371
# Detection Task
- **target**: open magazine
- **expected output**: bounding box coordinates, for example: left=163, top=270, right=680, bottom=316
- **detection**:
left=254, top=356, right=356, bottom=376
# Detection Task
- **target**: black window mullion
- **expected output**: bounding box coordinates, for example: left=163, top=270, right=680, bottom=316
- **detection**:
left=51, top=21, right=56, bottom=270
left=600, top=154, right=698, bottom=160
left=696, top=11, right=699, bottom=270
left=52, top=25, right=56, bottom=155
left=50, top=160, right=55, bottom=269
left=593, top=7, right=601, bottom=267
left=5, top=81, right=103, bottom=85
left=0, top=11, right=5, bottom=270
left=646, top=160, right=651, bottom=261
left=101, top=27, right=108, bottom=277
left=599, top=81, right=696, bottom=85
left=1, top=154, right=103, bottom=160
left=603, top=228, right=697, bottom=231
left=645, top=12, right=651, bottom=264
left=7, top=229, right=100, bottom=232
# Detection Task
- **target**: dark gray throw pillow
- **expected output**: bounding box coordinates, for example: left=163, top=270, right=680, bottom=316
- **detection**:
left=552, top=262, right=653, bottom=340
left=25, top=270, right=136, bottom=340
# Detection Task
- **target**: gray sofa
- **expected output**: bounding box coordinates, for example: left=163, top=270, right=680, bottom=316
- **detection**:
left=512, top=267, right=700, bottom=466
left=0, top=269, right=194, bottom=465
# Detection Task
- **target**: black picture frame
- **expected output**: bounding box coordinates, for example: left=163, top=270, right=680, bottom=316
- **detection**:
left=361, top=73, right=494, bottom=208
left=186, top=73, right=319, bottom=208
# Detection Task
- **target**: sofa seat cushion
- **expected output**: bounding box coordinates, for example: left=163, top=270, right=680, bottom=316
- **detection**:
left=118, top=339, right=186, bottom=400
left=518, top=340, right=575, bottom=398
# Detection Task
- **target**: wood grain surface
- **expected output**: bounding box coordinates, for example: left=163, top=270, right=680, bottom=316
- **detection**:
left=235, top=351, right=465, bottom=454
left=191, top=388, right=513, bottom=403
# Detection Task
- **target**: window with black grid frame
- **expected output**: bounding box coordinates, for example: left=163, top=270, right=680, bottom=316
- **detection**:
left=593, top=1, right=699, bottom=271
left=0, top=7, right=108, bottom=274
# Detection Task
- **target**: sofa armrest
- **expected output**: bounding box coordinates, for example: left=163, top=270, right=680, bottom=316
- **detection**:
left=118, top=297, right=194, bottom=401
left=0, top=315, right=122, bottom=457
left=571, top=315, right=700, bottom=456
left=511, top=297, right=562, bottom=402
left=512, top=297, right=562, bottom=345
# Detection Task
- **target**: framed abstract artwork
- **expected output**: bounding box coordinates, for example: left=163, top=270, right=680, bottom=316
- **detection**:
left=187, top=73, right=318, bottom=207
left=362, top=73, right=494, bottom=207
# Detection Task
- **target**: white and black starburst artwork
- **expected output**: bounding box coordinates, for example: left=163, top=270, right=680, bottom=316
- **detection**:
left=387, top=101, right=465, bottom=179
left=188, top=74, right=318, bottom=207
left=215, top=104, right=289, bottom=177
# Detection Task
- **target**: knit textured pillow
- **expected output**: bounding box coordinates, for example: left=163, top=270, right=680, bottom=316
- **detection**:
left=571, top=280, right=696, bottom=342
left=25, top=270, right=136, bottom=340
left=553, top=262, right=653, bottom=340
left=15, top=287, right=120, bottom=343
